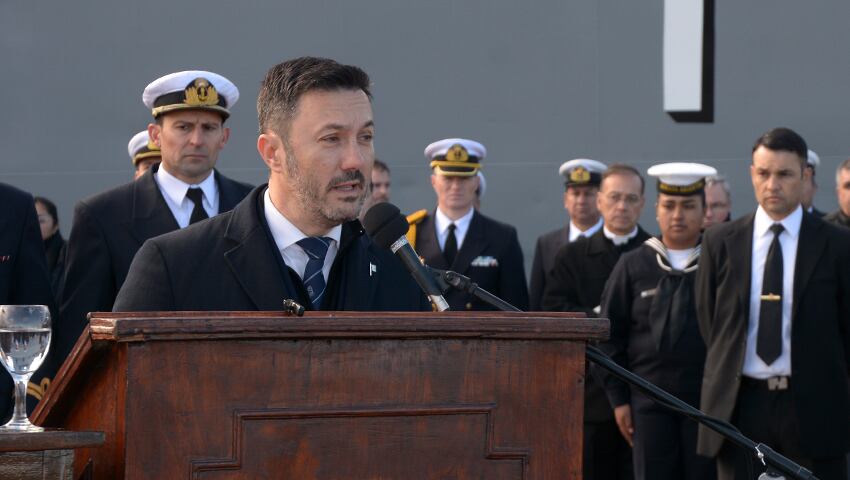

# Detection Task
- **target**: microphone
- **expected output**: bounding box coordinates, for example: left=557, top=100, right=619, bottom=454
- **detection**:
left=362, top=203, right=450, bottom=311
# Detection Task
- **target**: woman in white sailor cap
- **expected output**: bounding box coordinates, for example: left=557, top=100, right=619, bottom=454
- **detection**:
left=595, top=162, right=718, bottom=480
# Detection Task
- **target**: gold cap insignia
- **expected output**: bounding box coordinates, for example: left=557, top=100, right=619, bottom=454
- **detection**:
left=146, top=139, right=160, bottom=151
left=184, top=78, right=220, bottom=107
left=445, top=144, right=470, bottom=163
left=569, top=166, right=591, bottom=184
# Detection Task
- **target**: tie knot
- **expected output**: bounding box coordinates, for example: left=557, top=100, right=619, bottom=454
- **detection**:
left=297, top=237, right=332, bottom=260
left=769, top=223, right=784, bottom=236
left=448, top=223, right=456, bottom=233
left=186, top=188, right=204, bottom=205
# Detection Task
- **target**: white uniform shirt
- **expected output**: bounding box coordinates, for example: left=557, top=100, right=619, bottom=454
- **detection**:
left=569, top=217, right=603, bottom=242
left=154, top=166, right=219, bottom=228
left=742, top=205, right=802, bottom=378
left=435, top=207, right=474, bottom=251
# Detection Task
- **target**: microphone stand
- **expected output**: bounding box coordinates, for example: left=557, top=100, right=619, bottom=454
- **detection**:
left=428, top=267, right=816, bottom=480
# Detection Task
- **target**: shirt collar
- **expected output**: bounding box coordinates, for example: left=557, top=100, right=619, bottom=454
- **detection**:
left=603, top=225, right=638, bottom=246
left=754, top=204, right=803, bottom=240
left=156, top=165, right=217, bottom=207
left=435, top=207, right=474, bottom=235
left=263, top=188, right=342, bottom=252
left=569, top=217, right=603, bottom=241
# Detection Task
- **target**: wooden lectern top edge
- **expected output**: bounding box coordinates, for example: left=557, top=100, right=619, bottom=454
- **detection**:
left=86, top=311, right=608, bottom=343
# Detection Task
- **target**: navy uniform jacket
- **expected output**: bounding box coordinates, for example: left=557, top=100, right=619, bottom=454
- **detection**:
left=696, top=212, right=850, bottom=457
left=113, top=186, right=430, bottom=313
left=595, top=243, right=705, bottom=408
left=413, top=210, right=528, bottom=311
left=59, top=165, right=252, bottom=361
left=0, top=183, right=55, bottom=418
left=542, top=226, right=649, bottom=423
left=528, top=225, right=569, bottom=311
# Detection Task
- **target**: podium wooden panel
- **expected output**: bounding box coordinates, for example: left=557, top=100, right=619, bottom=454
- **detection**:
left=32, top=311, right=607, bottom=479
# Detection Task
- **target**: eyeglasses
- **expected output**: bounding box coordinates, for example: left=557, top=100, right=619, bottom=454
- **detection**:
left=602, top=192, right=641, bottom=206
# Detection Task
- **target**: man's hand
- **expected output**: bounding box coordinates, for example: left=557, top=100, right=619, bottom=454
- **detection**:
left=613, top=404, right=634, bottom=447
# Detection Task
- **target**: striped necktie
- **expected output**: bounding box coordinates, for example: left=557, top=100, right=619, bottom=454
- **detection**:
left=296, top=237, right=332, bottom=310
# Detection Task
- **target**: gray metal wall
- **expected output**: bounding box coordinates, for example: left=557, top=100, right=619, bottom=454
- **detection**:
left=3, top=1, right=850, bottom=273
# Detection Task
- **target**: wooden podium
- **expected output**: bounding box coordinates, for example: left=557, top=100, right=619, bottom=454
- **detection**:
left=33, top=311, right=606, bottom=479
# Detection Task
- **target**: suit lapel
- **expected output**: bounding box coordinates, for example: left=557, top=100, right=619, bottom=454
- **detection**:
left=452, top=211, right=489, bottom=274
left=586, top=230, right=617, bottom=270
left=724, top=214, right=755, bottom=321
left=792, top=213, right=825, bottom=319
left=416, top=212, right=448, bottom=270
left=223, top=187, right=295, bottom=310
left=130, top=165, right=179, bottom=244
left=329, top=222, right=377, bottom=310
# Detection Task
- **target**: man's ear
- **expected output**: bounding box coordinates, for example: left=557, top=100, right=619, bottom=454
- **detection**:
left=257, top=132, right=284, bottom=173
left=147, top=123, right=162, bottom=148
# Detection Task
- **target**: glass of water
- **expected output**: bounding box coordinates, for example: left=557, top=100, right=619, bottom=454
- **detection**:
left=0, top=305, right=51, bottom=432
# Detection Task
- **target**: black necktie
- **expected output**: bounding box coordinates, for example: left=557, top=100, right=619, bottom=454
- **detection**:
left=757, top=223, right=784, bottom=365
left=444, top=223, right=457, bottom=266
left=186, top=188, right=209, bottom=224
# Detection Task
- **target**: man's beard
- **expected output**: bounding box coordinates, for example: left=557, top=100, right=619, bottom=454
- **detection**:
left=285, top=146, right=367, bottom=227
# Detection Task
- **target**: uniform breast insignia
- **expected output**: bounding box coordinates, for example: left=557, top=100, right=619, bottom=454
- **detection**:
left=471, top=256, right=499, bottom=267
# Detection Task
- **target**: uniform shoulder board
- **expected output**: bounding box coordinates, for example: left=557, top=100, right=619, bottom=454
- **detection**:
left=405, top=209, right=429, bottom=249
left=406, top=209, right=428, bottom=225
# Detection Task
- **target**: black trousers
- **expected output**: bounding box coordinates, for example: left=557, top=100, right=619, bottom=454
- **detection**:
left=584, top=418, right=633, bottom=480
left=631, top=394, right=716, bottom=480
left=717, top=379, right=848, bottom=480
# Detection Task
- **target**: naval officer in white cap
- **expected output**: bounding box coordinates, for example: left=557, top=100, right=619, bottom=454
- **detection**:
left=595, top=162, right=717, bottom=480
left=529, top=158, right=606, bottom=310
left=128, top=130, right=161, bottom=179
left=407, top=138, right=528, bottom=311
left=58, top=70, right=253, bottom=367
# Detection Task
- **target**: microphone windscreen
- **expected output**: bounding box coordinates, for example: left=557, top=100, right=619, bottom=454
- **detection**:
left=362, top=202, right=410, bottom=249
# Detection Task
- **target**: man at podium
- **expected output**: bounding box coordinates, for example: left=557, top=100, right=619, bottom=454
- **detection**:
left=114, top=57, right=429, bottom=313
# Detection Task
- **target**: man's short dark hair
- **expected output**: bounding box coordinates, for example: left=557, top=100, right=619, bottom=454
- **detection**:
left=34, top=196, right=59, bottom=225
left=373, top=159, right=390, bottom=174
left=601, top=163, right=645, bottom=195
left=257, top=57, right=372, bottom=136
left=752, top=127, right=808, bottom=169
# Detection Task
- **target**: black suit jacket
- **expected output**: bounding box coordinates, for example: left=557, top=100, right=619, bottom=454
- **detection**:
left=696, top=212, right=850, bottom=457
left=414, top=210, right=529, bottom=311
left=541, top=227, right=650, bottom=313
left=113, top=186, right=430, bottom=312
left=528, top=225, right=569, bottom=310
left=541, top=226, right=650, bottom=423
left=59, top=165, right=252, bottom=360
left=0, top=183, right=56, bottom=419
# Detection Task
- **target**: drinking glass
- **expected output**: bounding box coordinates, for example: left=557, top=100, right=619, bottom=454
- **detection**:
left=0, top=305, right=51, bottom=432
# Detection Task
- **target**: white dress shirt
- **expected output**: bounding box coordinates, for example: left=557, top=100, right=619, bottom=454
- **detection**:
left=435, top=207, right=474, bottom=251
left=603, top=225, right=638, bottom=246
left=154, top=166, right=219, bottom=228
left=742, top=205, right=802, bottom=378
left=263, top=188, right=341, bottom=281
left=569, top=217, right=603, bottom=242
left=667, top=248, right=696, bottom=270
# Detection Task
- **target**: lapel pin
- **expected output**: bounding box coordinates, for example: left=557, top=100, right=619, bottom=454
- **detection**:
left=369, top=262, right=377, bottom=277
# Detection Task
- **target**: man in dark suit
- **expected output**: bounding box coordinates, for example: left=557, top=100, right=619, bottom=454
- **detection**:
left=542, top=163, right=649, bottom=480
left=529, top=158, right=605, bottom=310
left=60, top=70, right=252, bottom=363
left=0, top=183, right=56, bottom=420
left=114, top=57, right=428, bottom=313
left=408, top=138, right=528, bottom=311
left=696, top=127, right=850, bottom=480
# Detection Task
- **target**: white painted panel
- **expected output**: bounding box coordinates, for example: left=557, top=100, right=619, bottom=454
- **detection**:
left=664, top=0, right=704, bottom=111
